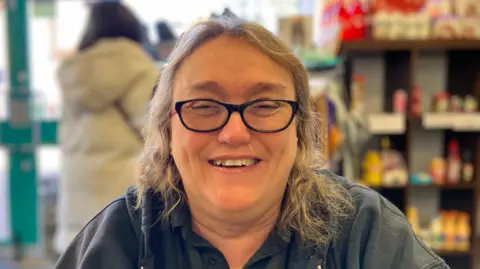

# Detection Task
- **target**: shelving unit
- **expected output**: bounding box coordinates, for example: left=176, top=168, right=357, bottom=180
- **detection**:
left=342, top=40, right=480, bottom=269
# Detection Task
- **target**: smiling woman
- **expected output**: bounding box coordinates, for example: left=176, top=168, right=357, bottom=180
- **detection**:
left=55, top=14, right=450, bottom=269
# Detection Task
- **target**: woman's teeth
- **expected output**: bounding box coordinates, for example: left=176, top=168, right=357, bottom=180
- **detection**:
left=211, top=159, right=259, bottom=167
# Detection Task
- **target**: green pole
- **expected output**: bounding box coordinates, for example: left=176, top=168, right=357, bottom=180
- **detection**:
left=6, top=0, right=39, bottom=251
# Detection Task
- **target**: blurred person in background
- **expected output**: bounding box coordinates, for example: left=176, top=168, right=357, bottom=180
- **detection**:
left=54, top=1, right=158, bottom=254
left=55, top=14, right=449, bottom=269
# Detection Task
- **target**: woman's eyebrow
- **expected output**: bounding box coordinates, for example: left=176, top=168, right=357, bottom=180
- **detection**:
left=246, top=82, right=288, bottom=96
left=184, top=80, right=288, bottom=98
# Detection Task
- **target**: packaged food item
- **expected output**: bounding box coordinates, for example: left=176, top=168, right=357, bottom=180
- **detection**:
left=372, top=11, right=391, bottom=39
left=454, top=0, right=470, bottom=16
left=363, top=151, right=383, bottom=187
left=427, top=0, right=453, bottom=17
left=443, top=211, right=457, bottom=251
left=463, top=95, right=478, bottom=112
left=417, top=11, right=432, bottom=39
left=450, top=95, right=463, bottom=112
left=462, top=151, right=474, bottom=182
left=429, top=215, right=444, bottom=250
left=411, top=85, right=422, bottom=117
left=433, top=16, right=461, bottom=39
left=433, top=92, right=450, bottom=112
left=430, top=158, right=446, bottom=185
left=460, top=17, right=480, bottom=39
left=394, top=89, right=408, bottom=113
left=446, top=140, right=461, bottom=184
left=389, top=12, right=405, bottom=40
left=340, top=0, right=368, bottom=41
left=456, top=212, right=471, bottom=252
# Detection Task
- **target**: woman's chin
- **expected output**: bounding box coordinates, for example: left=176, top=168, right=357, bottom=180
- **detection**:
left=209, top=189, right=260, bottom=213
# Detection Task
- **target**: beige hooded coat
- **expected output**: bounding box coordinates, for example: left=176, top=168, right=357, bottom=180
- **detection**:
left=54, top=38, right=158, bottom=253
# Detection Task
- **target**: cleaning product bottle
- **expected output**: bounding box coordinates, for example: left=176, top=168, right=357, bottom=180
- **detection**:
left=456, top=212, right=471, bottom=252
left=446, top=140, right=461, bottom=185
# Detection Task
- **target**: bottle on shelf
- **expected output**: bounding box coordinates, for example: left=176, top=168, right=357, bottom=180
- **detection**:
left=380, top=137, right=408, bottom=187
left=443, top=211, right=457, bottom=251
left=456, top=212, right=471, bottom=252
left=463, top=95, right=478, bottom=112
left=362, top=151, right=382, bottom=187
left=446, top=139, right=461, bottom=184
left=394, top=89, right=408, bottom=113
left=462, top=150, right=474, bottom=183
left=407, top=206, right=421, bottom=234
left=430, top=157, right=446, bottom=185
left=433, top=91, right=450, bottom=113
left=450, top=95, right=463, bottom=112
left=429, top=215, right=444, bottom=250
left=411, top=85, right=422, bottom=117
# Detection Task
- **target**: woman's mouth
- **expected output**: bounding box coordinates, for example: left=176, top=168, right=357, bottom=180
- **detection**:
left=208, top=159, right=261, bottom=168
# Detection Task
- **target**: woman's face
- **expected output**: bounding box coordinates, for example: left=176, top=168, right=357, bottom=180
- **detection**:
left=170, top=36, right=298, bottom=215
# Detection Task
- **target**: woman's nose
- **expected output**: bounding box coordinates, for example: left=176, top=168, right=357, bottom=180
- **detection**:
left=217, top=113, right=251, bottom=145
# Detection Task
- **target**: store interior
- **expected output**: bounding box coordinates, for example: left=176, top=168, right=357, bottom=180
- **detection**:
left=0, top=0, right=480, bottom=268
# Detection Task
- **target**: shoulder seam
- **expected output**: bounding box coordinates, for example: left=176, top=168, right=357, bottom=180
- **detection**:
left=420, top=259, right=449, bottom=269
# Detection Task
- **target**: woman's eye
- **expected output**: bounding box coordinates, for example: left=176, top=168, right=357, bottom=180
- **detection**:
left=253, top=101, right=281, bottom=109
left=187, top=101, right=219, bottom=109
left=191, top=105, right=214, bottom=109
left=256, top=104, right=278, bottom=109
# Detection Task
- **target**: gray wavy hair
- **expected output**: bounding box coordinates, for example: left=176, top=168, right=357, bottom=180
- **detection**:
left=138, top=16, right=354, bottom=246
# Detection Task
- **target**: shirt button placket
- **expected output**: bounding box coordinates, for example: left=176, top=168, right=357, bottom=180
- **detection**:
left=207, top=256, right=218, bottom=268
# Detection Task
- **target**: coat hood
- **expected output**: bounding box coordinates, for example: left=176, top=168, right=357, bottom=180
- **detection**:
left=57, top=38, right=154, bottom=98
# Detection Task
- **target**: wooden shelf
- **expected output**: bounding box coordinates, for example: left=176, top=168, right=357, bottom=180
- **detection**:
left=435, top=250, right=472, bottom=257
left=410, top=184, right=476, bottom=190
left=369, top=183, right=476, bottom=191
left=343, top=38, right=480, bottom=269
left=342, top=39, right=480, bottom=52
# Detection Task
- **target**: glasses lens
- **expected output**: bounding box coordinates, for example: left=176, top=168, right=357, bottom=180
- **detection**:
left=244, top=100, right=294, bottom=132
left=180, top=100, right=228, bottom=131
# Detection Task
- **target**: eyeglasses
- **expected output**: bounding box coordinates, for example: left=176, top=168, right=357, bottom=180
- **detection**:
left=173, top=99, right=299, bottom=133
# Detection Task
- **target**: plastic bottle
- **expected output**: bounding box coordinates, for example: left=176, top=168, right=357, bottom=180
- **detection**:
left=456, top=213, right=471, bottom=252
left=429, top=215, right=444, bottom=250
left=462, top=151, right=474, bottom=183
left=363, top=151, right=382, bottom=187
left=446, top=140, right=461, bottom=184
left=411, top=85, right=422, bottom=117
left=407, top=206, right=420, bottom=235
left=443, top=211, right=457, bottom=251
left=430, top=157, right=446, bottom=185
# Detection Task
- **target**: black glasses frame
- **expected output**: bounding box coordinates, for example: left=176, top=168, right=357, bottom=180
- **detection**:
left=174, top=98, right=299, bottom=133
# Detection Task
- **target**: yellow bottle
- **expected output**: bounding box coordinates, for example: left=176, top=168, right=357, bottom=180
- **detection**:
left=455, top=213, right=471, bottom=252
left=407, top=206, right=420, bottom=235
left=429, top=216, right=443, bottom=250
left=363, top=151, right=382, bottom=187
left=443, top=211, right=457, bottom=251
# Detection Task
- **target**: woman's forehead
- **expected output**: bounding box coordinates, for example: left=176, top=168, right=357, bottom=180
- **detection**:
left=172, top=36, right=295, bottom=98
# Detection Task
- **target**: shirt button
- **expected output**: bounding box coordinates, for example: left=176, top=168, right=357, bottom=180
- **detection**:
left=207, top=256, right=217, bottom=265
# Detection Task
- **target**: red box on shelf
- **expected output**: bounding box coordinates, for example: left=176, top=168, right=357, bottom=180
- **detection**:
left=339, top=0, right=370, bottom=41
